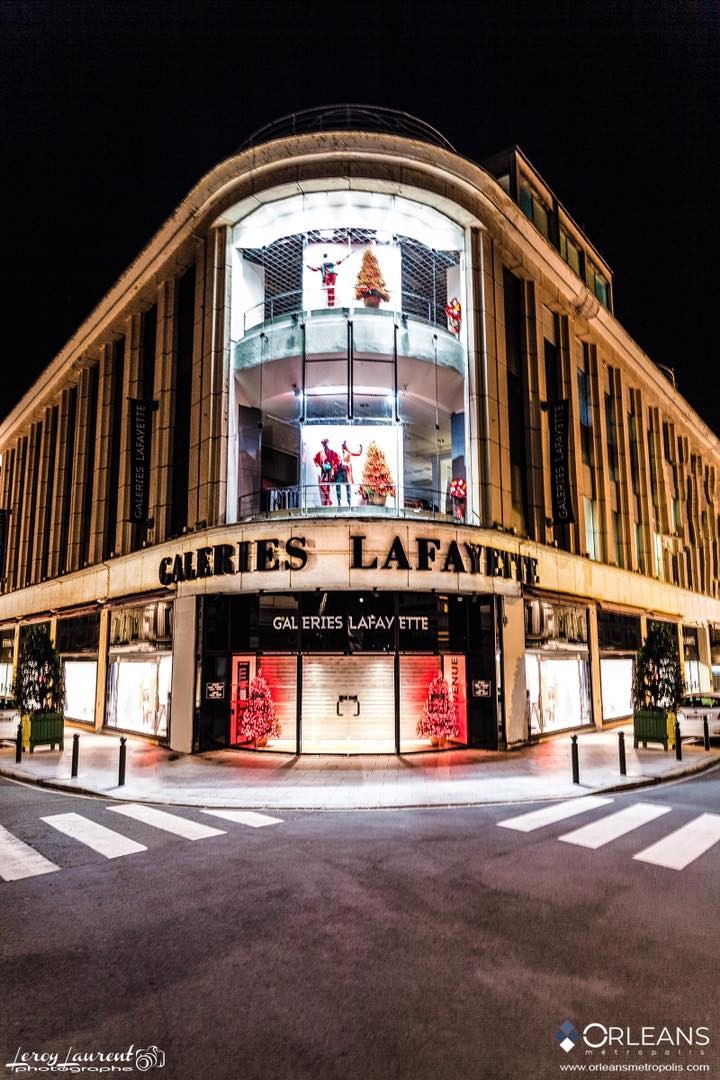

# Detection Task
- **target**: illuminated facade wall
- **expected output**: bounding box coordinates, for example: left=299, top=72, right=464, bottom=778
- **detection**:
left=1, top=113, right=720, bottom=755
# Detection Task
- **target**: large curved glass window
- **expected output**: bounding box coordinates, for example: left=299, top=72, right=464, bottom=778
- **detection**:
left=228, top=191, right=470, bottom=522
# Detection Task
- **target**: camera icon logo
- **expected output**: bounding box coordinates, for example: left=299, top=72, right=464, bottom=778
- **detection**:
left=135, top=1046, right=166, bottom=1072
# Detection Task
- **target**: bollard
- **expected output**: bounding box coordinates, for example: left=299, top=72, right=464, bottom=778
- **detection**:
left=118, top=736, right=127, bottom=787
left=704, top=717, right=710, bottom=752
left=15, top=720, right=23, bottom=764
left=571, top=734, right=580, bottom=784
left=618, top=730, right=627, bottom=776
left=674, top=718, right=682, bottom=761
left=71, top=733, right=79, bottom=778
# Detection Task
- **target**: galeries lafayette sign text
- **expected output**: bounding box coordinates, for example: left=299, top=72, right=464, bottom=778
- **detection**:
left=158, top=534, right=539, bottom=585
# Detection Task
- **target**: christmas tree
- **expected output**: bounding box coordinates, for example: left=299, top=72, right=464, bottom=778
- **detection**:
left=239, top=669, right=280, bottom=744
left=355, top=248, right=390, bottom=305
left=359, top=441, right=396, bottom=501
left=416, top=672, right=458, bottom=743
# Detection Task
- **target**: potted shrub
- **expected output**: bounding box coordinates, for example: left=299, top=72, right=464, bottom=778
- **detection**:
left=15, top=624, right=65, bottom=752
left=632, top=622, right=683, bottom=750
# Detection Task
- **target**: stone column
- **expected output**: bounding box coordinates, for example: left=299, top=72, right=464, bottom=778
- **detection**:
left=94, top=608, right=110, bottom=732
left=169, top=594, right=197, bottom=754
left=587, top=606, right=604, bottom=729
left=116, top=314, right=142, bottom=555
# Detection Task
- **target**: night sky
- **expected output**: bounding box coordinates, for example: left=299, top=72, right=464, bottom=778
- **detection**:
left=3, top=2, right=719, bottom=434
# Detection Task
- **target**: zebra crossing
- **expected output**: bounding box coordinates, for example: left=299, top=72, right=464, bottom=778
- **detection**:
left=0, top=804, right=283, bottom=882
left=498, top=798, right=720, bottom=870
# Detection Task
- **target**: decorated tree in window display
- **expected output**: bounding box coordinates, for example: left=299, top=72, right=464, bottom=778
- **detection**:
left=239, top=669, right=281, bottom=747
left=417, top=672, right=459, bottom=747
left=358, top=441, right=396, bottom=505
left=355, top=248, right=390, bottom=307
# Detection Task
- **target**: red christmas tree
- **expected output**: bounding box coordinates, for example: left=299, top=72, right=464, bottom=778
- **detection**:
left=359, top=441, right=396, bottom=501
left=239, top=669, right=280, bottom=744
left=355, top=248, right=390, bottom=304
left=417, top=673, right=458, bottom=742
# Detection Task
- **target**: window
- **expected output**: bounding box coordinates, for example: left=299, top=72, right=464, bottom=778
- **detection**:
left=585, top=261, right=609, bottom=307
left=560, top=230, right=581, bottom=277
left=612, top=510, right=623, bottom=567
left=605, top=392, right=619, bottom=482
left=583, top=496, right=600, bottom=560
left=577, top=359, right=593, bottom=467
left=519, top=182, right=551, bottom=239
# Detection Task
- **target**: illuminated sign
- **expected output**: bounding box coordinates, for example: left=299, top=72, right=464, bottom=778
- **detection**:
left=158, top=538, right=308, bottom=585
left=157, top=533, right=539, bottom=585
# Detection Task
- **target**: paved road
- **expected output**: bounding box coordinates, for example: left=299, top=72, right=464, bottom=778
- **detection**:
left=1, top=772, right=719, bottom=1080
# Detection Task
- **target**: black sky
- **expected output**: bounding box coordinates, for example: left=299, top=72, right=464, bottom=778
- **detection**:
left=3, top=1, right=719, bottom=433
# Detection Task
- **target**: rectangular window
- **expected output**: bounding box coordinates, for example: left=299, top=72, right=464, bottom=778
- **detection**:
left=605, top=392, right=619, bottom=481
left=103, top=342, right=124, bottom=561
left=583, top=496, right=600, bottom=560
left=560, top=230, right=581, bottom=276
left=503, top=269, right=529, bottom=533
left=79, top=365, right=100, bottom=569
left=577, top=361, right=593, bottom=467
left=636, top=522, right=646, bottom=574
left=612, top=510, right=623, bottom=567
left=653, top=532, right=664, bottom=580
left=170, top=264, right=196, bottom=536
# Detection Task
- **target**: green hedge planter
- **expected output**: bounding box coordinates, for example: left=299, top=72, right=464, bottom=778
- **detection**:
left=21, top=711, right=65, bottom=753
left=633, top=708, right=675, bottom=751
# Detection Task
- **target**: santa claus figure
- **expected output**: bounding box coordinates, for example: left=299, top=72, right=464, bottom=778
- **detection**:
left=313, top=438, right=340, bottom=506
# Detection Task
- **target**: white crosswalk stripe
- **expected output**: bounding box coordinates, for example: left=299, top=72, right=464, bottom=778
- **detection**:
left=497, top=796, right=613, bottom=833
left=107, top=803, right=226, bottom=840
left=201, top=809, right=283, bottom=828
left=633, top=813, right=720, bottom=870
left=0, top=824, right=60, bottom=882
left=41, top=813, right=147, bottom=859
left=558, top=803, right=672, bottom=849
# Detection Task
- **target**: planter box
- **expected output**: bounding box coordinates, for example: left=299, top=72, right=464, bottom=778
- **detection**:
left=633, top=708, right=672, bottom=751
left=21, top=711, right=64, bottom=753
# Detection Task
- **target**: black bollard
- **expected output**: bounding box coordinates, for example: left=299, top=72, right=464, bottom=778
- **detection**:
left=71, top=733, right=79, bottom=778
left=618, top=730, right=627, bottom=776
left=15, top=720, right=23, bottom=764
left=703, top=717, right=710, bottom=752
left=571, top=734, right=580, bottom=784
left=674, top=718, right=682, bottom=761
left=118, top=736, right=127, bottom=787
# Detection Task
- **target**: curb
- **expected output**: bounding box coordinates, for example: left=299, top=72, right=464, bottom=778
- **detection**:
left=1, top=755, right=718, bottom=810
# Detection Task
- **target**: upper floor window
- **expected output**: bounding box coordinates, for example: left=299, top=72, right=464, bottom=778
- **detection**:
left=559, top=229, right=582, bottom=277
left=585, top=261, right=609, bottom=307
left=577, top=358, right=593, bottom=467
left=519, top=182, right=551, bottom=239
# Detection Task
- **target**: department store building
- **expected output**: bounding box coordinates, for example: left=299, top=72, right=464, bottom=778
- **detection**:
left=1, top=106, right=719, bottom=756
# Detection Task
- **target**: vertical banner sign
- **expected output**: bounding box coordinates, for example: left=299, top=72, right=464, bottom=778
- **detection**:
left=548, top=399, right=575, bottom=525
left=0, top=509, right=8, bottom=583
left=129, top=399, right=154, bottom=525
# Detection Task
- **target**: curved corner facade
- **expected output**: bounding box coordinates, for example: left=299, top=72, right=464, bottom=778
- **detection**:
left=1, top=122, right=719, bottom=756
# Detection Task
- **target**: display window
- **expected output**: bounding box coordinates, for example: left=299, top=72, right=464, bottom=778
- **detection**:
left=600, top=657, right=634, bottom=721
left=229, top=191, right=468, bottom=524
left=0, top=627, right=14, bottom=702
left=63, top=660, right=97, bottom=725
left=526, top=653, right=592, bottom=736
left=106, top=655, right=171, bottom=738
left=229, top=655, right=297, bottom=753
left=399, top=654, right=468, bottom=752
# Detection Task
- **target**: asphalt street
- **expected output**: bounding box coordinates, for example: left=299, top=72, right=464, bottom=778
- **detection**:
left=1, top=772, right=719, bottom=1080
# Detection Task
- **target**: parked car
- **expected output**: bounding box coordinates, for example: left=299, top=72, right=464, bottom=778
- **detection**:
left=676, top=692, right=720, bottom=740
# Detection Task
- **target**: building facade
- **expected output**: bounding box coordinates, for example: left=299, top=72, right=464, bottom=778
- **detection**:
left=1, top=106, right=719, bottom=756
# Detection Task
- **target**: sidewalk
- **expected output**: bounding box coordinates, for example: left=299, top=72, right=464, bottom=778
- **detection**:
left=1, top=723, right=718, bottom=809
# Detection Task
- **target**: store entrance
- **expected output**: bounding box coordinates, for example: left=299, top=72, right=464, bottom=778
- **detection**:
left=301, top=655, right=395, bottom=753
